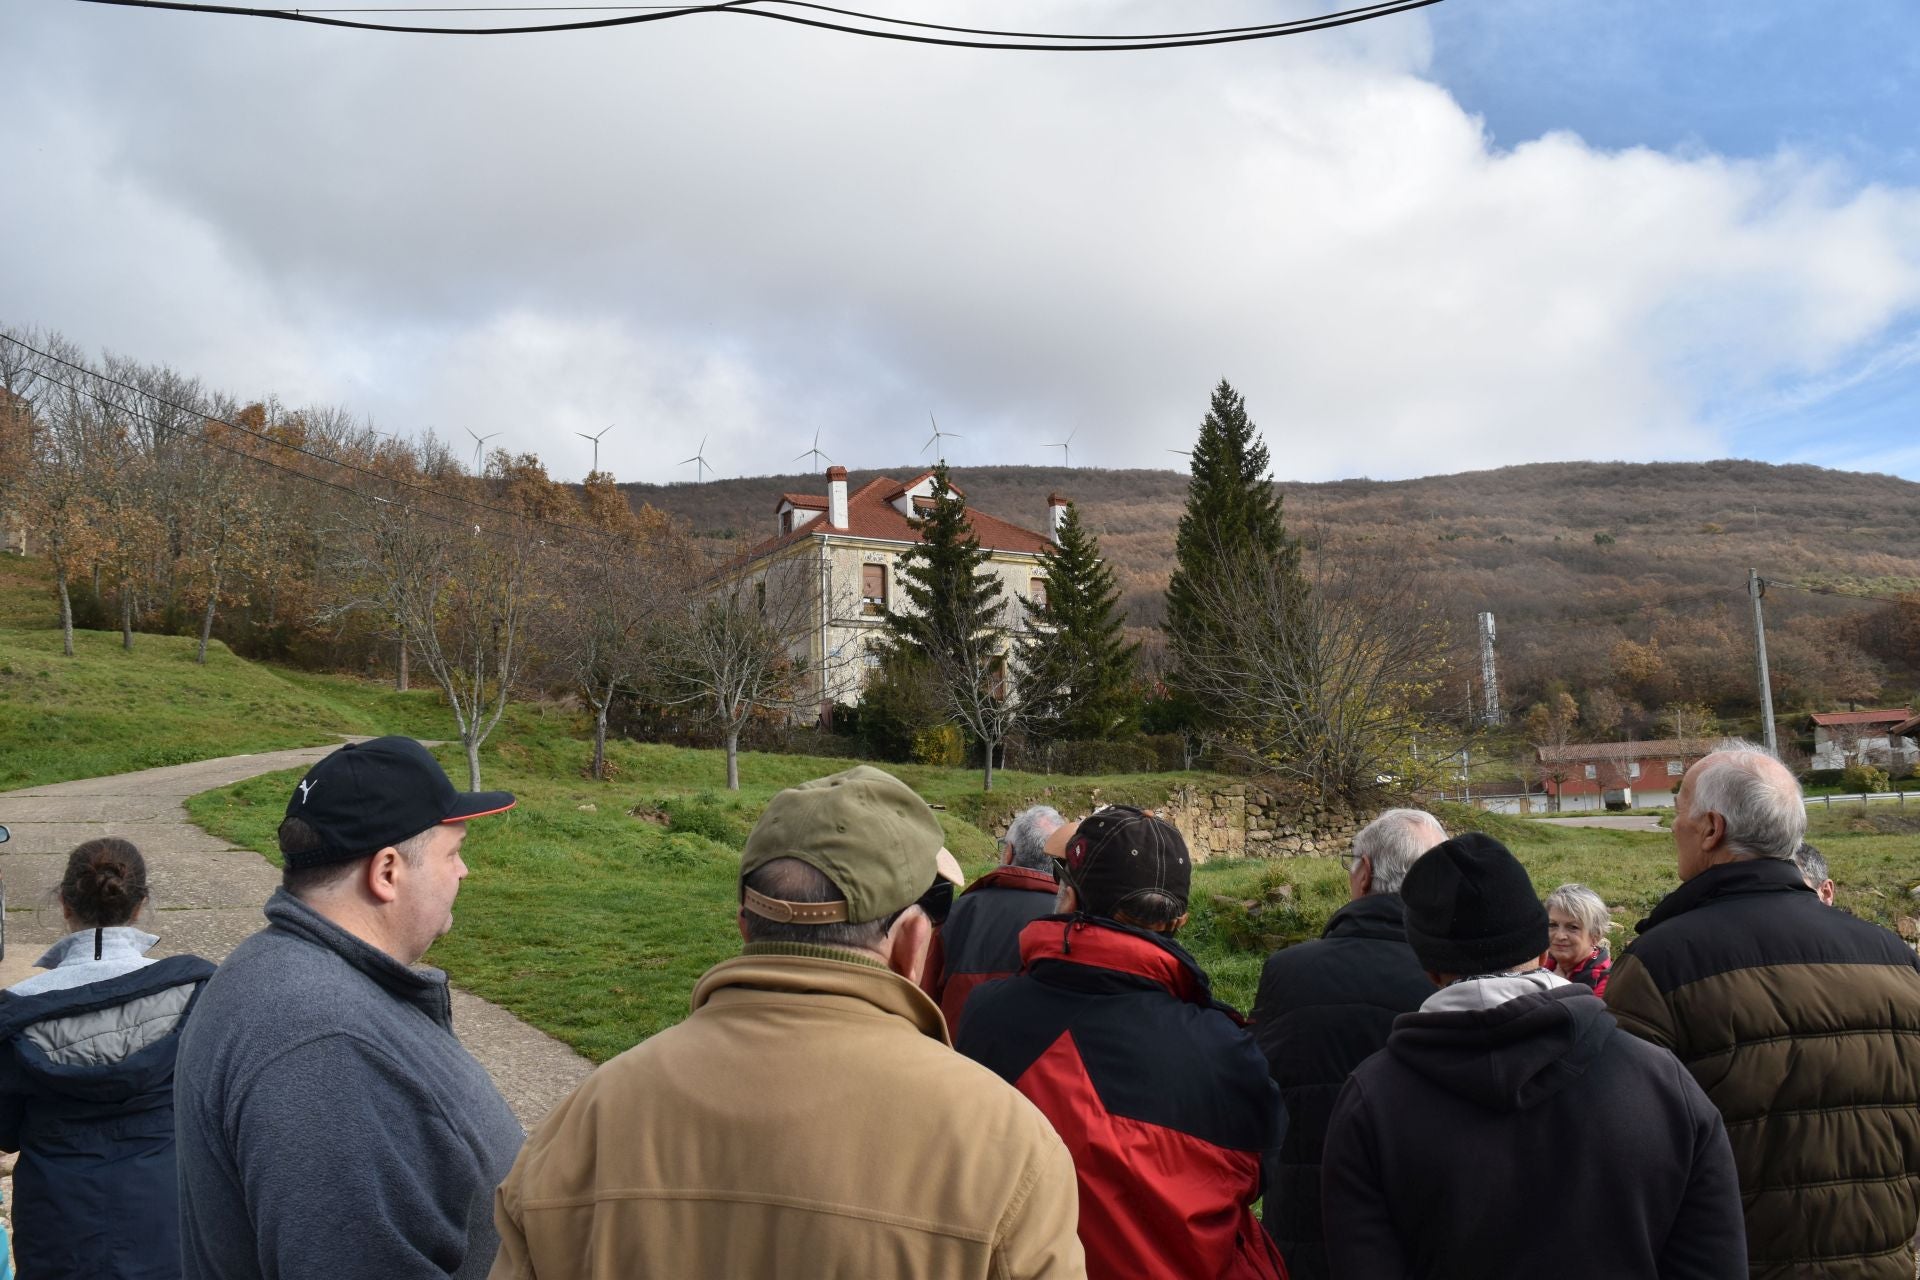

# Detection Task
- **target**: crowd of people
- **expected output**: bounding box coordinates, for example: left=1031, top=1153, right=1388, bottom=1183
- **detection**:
left=1, top=735, right=1917, bottom=1279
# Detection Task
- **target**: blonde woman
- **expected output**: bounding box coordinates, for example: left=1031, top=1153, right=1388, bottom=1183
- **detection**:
left=1544, top=883, right=1612, bottom=996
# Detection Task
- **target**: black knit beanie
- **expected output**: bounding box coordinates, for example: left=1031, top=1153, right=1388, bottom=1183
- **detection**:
left=1400, top=832, right=1548, bottom=975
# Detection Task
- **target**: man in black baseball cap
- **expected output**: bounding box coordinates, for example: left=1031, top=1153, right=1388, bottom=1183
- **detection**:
left=175, top=737, right=525, bottom=1280
left=956, top=806, right=1289, bottom=1278
left=1320, top=833, right=1744, bottom=1278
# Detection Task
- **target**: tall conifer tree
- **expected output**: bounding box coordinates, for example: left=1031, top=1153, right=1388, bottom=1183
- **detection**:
left=885, top=463, right=1005, bottom=669
left=1016, top=502, right=1140, bottom=741
left=1164, top=379, right=1302, bottom=711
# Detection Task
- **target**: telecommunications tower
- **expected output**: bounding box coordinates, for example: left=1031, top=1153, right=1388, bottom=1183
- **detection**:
left=1477, top=612, right=1503, bottom=727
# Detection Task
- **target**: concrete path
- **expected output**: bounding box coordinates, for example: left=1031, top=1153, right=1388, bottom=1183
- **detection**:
left=0, top=746, right=591, bottom=1129
left=1532, top=814, right=1667, bottom=832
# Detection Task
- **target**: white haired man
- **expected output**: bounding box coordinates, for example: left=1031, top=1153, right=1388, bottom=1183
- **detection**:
left=1247, top=807, right=1445, bottom=1279
left=922, top=804, right=1066, bottom=1034
left=1608, top=742, right=1920, bottom=1278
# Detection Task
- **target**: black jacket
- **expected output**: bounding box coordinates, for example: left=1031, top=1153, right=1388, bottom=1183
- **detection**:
left=1249, top=892, right=1433, bottom=1280
left=1323, top=978, right=1747, bottom=1279
left=1607, top=857, right=1920, bottom=1278
left=0, top=954, right=217, bottom=1280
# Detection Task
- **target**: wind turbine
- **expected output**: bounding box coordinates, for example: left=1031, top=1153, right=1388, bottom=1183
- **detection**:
left=921, top=412, right=962, bottom=463
left=680, top=435, right=713, bottom=484
left=794, top=427, right=833, bottom=470
left=1167, top=448, right=1192, bottom=472
left=576, top=423, right=614, bottom=475
left=465, top=428, right=500, bottom=474
left=1048, top=425, right=1078, bottom=468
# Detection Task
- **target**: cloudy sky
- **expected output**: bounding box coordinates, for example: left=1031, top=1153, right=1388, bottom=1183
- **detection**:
left=4, top=1, right=1918, bottom=484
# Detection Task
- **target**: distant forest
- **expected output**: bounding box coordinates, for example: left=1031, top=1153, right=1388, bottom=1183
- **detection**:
left=626, top=459, right=1920, bottom=745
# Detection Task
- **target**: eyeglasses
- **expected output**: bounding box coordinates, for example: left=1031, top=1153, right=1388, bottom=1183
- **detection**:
left=916, top=877, right=955, bottom=927
left=1340, top=852, right=1366, bottom=874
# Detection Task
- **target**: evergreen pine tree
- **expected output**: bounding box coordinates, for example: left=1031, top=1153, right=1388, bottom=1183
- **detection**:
left=1016, top=502, right=1141, bottom=741
left=1164, top=379, right=1303, bottom=712
left=885, top=463, right=1006, bottom=671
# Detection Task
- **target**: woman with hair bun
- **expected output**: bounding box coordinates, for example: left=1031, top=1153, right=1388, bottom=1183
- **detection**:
left=0, top=839, right=215, bottom=1280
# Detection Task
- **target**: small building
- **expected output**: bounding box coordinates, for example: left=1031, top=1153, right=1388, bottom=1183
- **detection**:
left=1533, top=739, right=1713, bottom=812
left=732, top=467, right=1064, bottom=722
left=1809, top=709, right=1920, bottom=772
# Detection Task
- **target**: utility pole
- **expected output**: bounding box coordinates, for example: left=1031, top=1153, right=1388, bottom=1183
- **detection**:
left=1749, top=568, right=1778, bottom=755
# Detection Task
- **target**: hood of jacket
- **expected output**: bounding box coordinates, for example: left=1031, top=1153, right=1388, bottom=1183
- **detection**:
left=0, top=953, right=216, bottom=1103
left=1018, top=913, right=1243, bottom=1017
left=1386, top=979, right=1613, bottom=1112
left=962, top=864, right=1058, bottom=898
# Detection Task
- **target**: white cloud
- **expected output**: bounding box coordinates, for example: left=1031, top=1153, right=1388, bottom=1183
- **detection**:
left=2, top=2, right=1916, bottom=482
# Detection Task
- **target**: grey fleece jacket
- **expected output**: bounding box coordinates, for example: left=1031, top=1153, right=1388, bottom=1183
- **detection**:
left=174, top=890, right=524, bottom=1280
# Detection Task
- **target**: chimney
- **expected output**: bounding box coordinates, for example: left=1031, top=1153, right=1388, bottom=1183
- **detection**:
left=828, top=466, right=849, bottom=528
left=1048, top=493, right=1069, bottom=546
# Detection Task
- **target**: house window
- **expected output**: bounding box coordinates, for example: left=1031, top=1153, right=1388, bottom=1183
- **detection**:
left=781, top=511, right=793, bottom=534
left=755, top=581, right=766, bottom=614
left=988, top=655, right=1009, bottom=701
left=1030, top=576, right=1047, bottom=608
left=864, top=651, right=882, bottom=669
left=1627, top=761, right=1641, bottom=779
left=1666, top=759, right=1684, bottom=776
left=1583, top=764, right=1597, bottom=780
left=862, top=564, right=887, bottom=616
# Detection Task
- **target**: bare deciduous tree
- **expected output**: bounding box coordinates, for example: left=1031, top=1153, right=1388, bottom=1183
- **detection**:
left=1173, top=533, right=1450, bottom=809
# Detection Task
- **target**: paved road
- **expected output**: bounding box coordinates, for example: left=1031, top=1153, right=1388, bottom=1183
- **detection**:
left=1531, top=814, right=1668, bottom=832
left=0, top=745, right=592, bottom=1129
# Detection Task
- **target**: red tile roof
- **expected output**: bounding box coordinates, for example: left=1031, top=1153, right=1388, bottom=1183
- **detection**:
left=777, top=492, right=827, bottom=510
left=1810, top=710, right=1913, bottom=727
left=741, top=474, right=1052, bottom=563
left=1890, top=713, right=1920, bottom=738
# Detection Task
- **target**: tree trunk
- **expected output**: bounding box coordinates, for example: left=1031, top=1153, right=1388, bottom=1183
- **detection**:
left=196, top=567, right=222, bottom=665
left=592, top=700, right=609, bottom=780
left=120, top=587, right=134, bottom=651
left=58, top=569, right=74, bottom=657
left=396, top=630, right=409, bottom=692
left=465, top=735, right=483, bottom=791
left=982, top=739, right=996, bottom=791
left=726, top=728, right=741, bottom=791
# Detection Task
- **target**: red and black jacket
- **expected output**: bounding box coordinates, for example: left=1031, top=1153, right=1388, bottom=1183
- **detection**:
left=956, top=915, right=1289, bottom=1280
left=921, top=866, right=1060, bottom=1035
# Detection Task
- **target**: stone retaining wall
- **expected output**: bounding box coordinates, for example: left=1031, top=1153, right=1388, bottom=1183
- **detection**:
left=1161, top=782, right=1357, bottom=863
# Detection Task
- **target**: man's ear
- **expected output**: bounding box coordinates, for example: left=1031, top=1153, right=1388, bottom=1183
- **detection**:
left=886, top=908, right=934, bottom=986
left=1698, top=809, right=1729, bottom=855
left=1354, top=856, right=1375, bottom=896
left=363, top=847, right=404, bottom=905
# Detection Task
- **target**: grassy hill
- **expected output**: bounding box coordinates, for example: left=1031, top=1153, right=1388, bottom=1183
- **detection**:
left=625, top=459, right=1920, bottom=721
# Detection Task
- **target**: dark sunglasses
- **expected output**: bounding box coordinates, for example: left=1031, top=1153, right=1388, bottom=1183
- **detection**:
left=916, top=877, right=955, bottom=927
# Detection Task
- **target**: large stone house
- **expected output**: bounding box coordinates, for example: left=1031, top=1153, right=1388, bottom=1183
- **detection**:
left=731, top=467, right=1065, bottom=722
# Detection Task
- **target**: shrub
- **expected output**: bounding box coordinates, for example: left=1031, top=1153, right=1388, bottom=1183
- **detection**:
left=911, top=723, right=965, bottom=767
left=1201, top=865, right=1347, bottom=955
left=1039, top=738, right=1163, bottom=776
left=661, top=791, right=752, bottom=844
left=1840, top=762, right=1891, bottom=795
left=1803, top=768, right=1845, bottom=788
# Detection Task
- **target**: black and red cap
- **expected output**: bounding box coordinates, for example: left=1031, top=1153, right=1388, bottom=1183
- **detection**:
left=281, top=736, right=515, bottom=870
left=1057, top=805, right=1191, bottom=920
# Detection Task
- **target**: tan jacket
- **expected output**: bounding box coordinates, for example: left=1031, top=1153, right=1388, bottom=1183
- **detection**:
left=490, top=943, right=1086, bottom=1280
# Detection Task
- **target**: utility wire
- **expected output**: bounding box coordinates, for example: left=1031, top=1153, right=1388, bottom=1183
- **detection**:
left=73, top=0, right=1444, bottom=46
left=1759, top=577, right=1917, bottom=608
left=3, top=331, right=625, bottom=542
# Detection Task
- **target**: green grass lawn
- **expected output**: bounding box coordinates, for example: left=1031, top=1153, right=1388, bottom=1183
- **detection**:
left=188, top=728, right=1920, bottom=1065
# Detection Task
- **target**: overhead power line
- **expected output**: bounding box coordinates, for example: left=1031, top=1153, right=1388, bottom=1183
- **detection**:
left=1, top=331, right=623, bottom=542
left=73, top=0, right=1444, bottom=47
left=1758, top=577, right=1917, bottom=608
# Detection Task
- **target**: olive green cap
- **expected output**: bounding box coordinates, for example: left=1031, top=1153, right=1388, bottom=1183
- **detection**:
left=739, top=766, right=945, bottom=925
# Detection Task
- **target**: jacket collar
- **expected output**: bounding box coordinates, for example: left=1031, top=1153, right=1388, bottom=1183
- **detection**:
left=34, top=926, right=159, bottom=971
left=1322, top=893, right=1409, bottom=942
left=1635, top=856, right=1813, bottom=934
left=693, top=946, right=951, bottom=1046
left=963, top=865, right=1058, bottom=897
left=1017, top=914, right=1211, bottom=1007
left=264, top=889, right=453, bottom=1029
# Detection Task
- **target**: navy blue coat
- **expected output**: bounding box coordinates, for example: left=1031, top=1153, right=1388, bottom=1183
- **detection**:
left=0, top=954, right=216, bottom=1280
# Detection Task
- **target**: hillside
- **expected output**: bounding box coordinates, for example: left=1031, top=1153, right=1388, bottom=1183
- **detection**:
left=625, top=460, right=1920, bottom=730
